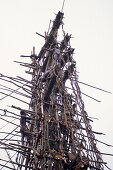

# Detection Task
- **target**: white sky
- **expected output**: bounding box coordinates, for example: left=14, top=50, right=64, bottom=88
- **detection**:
left=0, top=0, right=113, bottom=169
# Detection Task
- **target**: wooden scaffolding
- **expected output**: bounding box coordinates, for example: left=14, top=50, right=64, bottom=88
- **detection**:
left=0, top=11, right=112, bottom=170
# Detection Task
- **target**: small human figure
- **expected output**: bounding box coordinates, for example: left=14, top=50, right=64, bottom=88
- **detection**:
left=53, top=46, right=62, bottom=65
left=40, top=70, right=50, bottom=82
left=40, top=66, right=53, bottom=82
left=20, top=110, right=30, bottom=145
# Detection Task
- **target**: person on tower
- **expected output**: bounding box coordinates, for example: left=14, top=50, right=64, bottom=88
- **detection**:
left=20, top=110, right=30, bottom=145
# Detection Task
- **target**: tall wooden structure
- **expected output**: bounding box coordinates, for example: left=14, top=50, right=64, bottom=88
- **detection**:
left=0, top=11, right=111, bottom=170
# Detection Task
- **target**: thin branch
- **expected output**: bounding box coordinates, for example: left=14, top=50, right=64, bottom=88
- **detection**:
left=36, top=32, right=45, bottom=38
left=65, top=86, right=101, bottom=102
left=0, top=91, right=29, bottom=104
left=61, top=0, right=65, bottom=12
left=78, top=81, right=112, bottom=94
left=0, top=116, right=19, bottom=128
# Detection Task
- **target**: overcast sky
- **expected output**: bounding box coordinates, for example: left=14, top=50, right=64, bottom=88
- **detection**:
left=0, top=0, right=113, bottom=169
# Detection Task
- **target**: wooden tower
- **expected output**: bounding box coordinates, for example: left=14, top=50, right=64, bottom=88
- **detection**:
left=0, top=11, right=111, bottom=170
